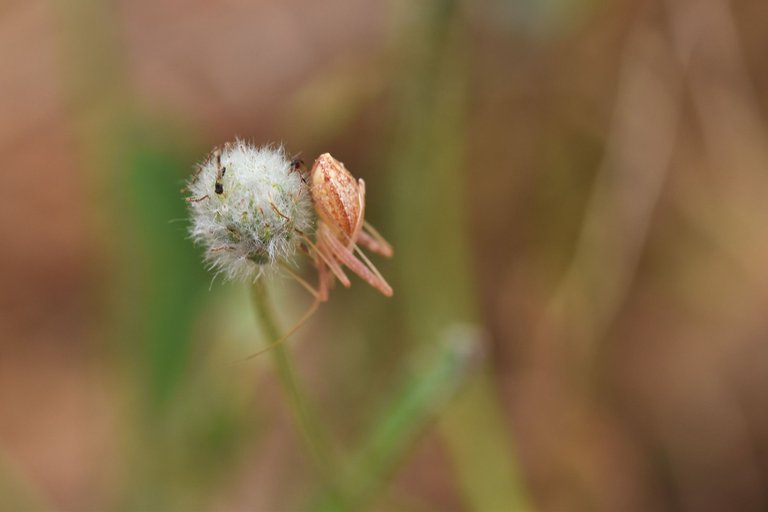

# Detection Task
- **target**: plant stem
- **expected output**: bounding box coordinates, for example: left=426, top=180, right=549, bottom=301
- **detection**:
left=250, top=281, right=346, bottom=509
left=309, top=326, right=481, bottom=512
left=385, top=1, right=531, bottom=509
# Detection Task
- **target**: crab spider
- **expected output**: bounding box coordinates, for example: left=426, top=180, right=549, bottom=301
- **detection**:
left=305, top=153, right=393, bottom=301
left=240, top=152, right=393, bottom=360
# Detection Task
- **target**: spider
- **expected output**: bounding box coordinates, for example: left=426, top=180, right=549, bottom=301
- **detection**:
left=304, top=153, right=393, bottom=301
left=246, top=153, right=393, bottom=359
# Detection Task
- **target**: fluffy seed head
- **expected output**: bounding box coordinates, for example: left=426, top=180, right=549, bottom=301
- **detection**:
left=186, top=141, right=313, bottom=282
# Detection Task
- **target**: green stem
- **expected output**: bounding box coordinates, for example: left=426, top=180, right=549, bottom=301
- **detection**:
left=250, top=281, right=346, bottom=509
left=309, top=327, right=482, bottom=512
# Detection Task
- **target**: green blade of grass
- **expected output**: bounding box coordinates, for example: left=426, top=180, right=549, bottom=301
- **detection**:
left=383, top=1, right=532, bottom=510
left=310, top=325, right=482, bottom=512
left=55, top=3, right=254, bottom=510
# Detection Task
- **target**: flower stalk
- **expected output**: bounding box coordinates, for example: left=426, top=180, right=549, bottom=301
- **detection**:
left=249, top=281, right=346, bottom=509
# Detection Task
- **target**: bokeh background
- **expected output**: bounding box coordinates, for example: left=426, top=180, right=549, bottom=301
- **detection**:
left=3, top=0, right=768, bottom=511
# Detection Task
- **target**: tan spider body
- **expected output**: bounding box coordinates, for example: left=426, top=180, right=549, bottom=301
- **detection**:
left=308, top=153, right=393, bottom=300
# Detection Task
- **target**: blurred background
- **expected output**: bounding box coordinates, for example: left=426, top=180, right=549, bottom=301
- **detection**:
left=2, top=0, right=768, bottom=510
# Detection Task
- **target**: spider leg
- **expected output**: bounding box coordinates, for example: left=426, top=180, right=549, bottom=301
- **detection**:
left=357, top=223, right=393, bottom=258
left=298, top=231, right=351, bottom=288
left=314, top=254, right=332, bottom=302
left=280, top=263, right=324, bottom=301
left=353, top=180, right=392, bottom=257
left=319, top=242, right=350, bottom=288
left=240, top=263, right=327, bottom=363
left=353, top=178, right=366, bottom=238
left=336, top=224, right=391, bottom=288
left=239, top=299, right=321, bottom=362
left=351, top=243, right=389, bottom=289
left=320, top=225, right=393, bottom=297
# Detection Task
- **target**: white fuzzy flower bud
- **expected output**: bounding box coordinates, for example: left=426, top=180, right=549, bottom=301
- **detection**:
left=186, top=140, right=313, bottom=282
